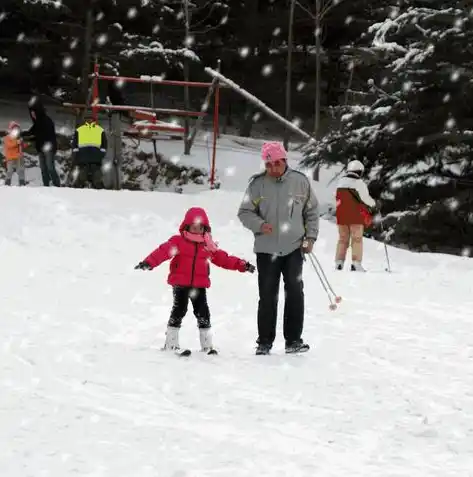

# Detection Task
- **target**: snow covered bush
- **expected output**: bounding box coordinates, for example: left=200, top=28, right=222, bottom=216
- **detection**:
left=302, top=3, right=473, bottom=255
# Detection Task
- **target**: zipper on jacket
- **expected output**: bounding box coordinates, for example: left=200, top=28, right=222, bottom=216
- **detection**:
left=276, top=182, right=280, bottom=252
left=190, top=243, right=198, bottom=286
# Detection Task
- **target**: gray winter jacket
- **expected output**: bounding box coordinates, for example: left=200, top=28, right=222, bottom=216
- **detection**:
left=237, top=168, right=319, bottom=256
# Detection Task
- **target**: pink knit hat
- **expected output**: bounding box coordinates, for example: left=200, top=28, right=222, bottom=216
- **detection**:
left=261, top=141, right=287, bottom=163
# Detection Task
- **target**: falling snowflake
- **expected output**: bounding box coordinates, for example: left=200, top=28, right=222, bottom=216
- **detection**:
left=253, top=112, right=261, bottom=122
left=450, top=70, right=460, bottom=82
left=31, top=56, right=42, bottom=69
left=220, top=16, right=228, bottom=25
left=153, top=25, right=160, bottom=34
left=115, top=78, right=125, bottom=89
left=261, top=64, right=273, bottom=77
left=273, top=27, right=281, bottom=36
left=184, top=35, right=194, bottom=47
left=101, top=161, right=113, bottom=173
left=280, top=222, right=290, bottom=233
left=169, top=246, right=178, bottom=257
left=386, top=121, right=398, bottom=132
left=461, top=247, right=471, bottom=257
left=445, top=118, right=456, bottom=129
left=454, top=18, right=463, bottom=29
left=297, top=81, right=305, bottom=91
left=292, top=118, right=302, bottom=128
left=225, top=166, right=236, bottom=177
left=170, top=155, right=180, bottom=165
left=417, top=137, right=424, bottom=146
left=239, top=47, right=250, bottom=58
left=42, top=142, right=53, bottom=153
left=389, top=7, right=400, bottom=18
left=70, top=38, right=78, bottom=49
left=53, top=88, right=64, bottom=98
left=63, top=56, right=73, bottom=68
left=96, top=34, right=108, bottom=46
left=402, top=81, right=412, bottom=92
left=447, top=198, right=459, bottom=211
left=17, top=33, right=25, bottom=42
left=189, top=288, right=198, bottom=299
left=96, top=11, right=104, bottom=21
left=127, top=7, right=138, bottom=19
left=345, top=16, right=353, bottom=25
left=0, top=12, right=7, bottom=22
left=443, top=93, right=451, bottom=103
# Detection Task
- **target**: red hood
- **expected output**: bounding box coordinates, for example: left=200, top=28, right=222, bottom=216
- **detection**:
left=179, top=207, right=211, bottom=233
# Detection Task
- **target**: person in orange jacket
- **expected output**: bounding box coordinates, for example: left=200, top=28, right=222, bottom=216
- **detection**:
left=3, top=121, right=26, bottom=186
left=335, top=159, right=376, bottom=271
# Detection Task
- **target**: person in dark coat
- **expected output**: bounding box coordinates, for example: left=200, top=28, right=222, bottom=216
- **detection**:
left=23, top=96, right=61, bottom=187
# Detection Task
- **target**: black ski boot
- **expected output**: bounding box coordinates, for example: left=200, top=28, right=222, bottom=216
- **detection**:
left=285, top=340, right=310, bottom=354
left=255, top=343, right=272, bottom=355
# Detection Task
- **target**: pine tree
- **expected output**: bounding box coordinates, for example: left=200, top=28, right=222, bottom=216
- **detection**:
left=302, top=2, right=473, bottom=254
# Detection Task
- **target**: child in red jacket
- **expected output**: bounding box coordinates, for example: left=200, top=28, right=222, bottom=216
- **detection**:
left=135, top=207, right=255, bottom=354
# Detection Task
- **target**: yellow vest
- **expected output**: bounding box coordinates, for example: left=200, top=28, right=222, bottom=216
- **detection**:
left=76, top=122, right=104, bottom=148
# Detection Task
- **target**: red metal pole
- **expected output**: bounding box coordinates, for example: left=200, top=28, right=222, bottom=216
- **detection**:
left=92, top=60, right=99, bottom=121
left=90, top=74, right=217, bottom=88
left=210, top=82, right=220, bottom=188
left=62, top=103, right=206, bottom=117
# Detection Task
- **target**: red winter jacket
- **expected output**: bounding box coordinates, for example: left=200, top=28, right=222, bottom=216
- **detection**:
left=143, top=207, right=247, bottom=288
left=336, top=174, right=376, bottom=227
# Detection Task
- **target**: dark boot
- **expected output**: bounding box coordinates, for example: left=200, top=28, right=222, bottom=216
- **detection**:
left=255, top=343, right=272, bottom=355
left=285, top=340, right=310, bottom=354
left=4, top=179, right=11, bottom=186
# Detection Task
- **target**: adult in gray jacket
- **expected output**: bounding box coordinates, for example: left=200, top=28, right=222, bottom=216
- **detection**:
left=237, top=141, right=319, bottom=355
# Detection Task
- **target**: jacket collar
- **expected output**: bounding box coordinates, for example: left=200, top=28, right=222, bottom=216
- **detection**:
left=266, top=166, right=290, bottom=182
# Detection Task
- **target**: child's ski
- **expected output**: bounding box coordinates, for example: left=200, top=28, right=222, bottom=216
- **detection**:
left=162, top=348, right=218, bottom=357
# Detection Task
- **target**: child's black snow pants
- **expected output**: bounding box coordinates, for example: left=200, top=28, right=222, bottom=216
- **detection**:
left=168, top=286, right=211, bottom=328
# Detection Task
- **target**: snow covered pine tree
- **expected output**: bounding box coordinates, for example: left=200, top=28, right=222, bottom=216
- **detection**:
left=302, top=3, right=473, bottom=256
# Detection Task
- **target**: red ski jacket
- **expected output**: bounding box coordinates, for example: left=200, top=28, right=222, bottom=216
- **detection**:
left=144, top=207, right=247, bottom=288
left=336, top=175, right=376, bottom=227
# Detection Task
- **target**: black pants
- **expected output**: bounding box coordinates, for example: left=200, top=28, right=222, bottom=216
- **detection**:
left=256, top=248, right=304, bottom=347
left=72, top=163, right=103, bottom=189
left=168, top=286, right=211, bottom=329
left=39, top=151, right=61, bottom=186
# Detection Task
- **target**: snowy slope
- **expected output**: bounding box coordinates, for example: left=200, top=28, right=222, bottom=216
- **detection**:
left=1, top=186, right=473, bottom=476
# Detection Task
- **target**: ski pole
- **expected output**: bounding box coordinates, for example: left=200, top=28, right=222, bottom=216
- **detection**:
left=310, top=252, right=342, bottom=301
left=307, top=252, right=342, bottom=311
left=379, top=220, right=392, bottom=272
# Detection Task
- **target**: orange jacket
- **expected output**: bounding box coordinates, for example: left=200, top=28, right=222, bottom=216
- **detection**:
left=3, top=135, right=23, bottom=161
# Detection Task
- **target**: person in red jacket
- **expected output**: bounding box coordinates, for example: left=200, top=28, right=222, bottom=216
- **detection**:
left=335, top=159, right=376, bottom=272
left=135, top=207, right=255, bottom=354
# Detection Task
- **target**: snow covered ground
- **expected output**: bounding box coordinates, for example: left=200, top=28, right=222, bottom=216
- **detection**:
left=1, top=181, right=473, bottom=476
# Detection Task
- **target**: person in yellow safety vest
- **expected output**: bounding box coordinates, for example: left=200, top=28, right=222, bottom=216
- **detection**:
left=71, top=115, right=108, bottom=188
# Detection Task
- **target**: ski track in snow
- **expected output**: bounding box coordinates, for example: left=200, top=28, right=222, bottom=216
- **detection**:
left=1, top=181, right=473, bottom=475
